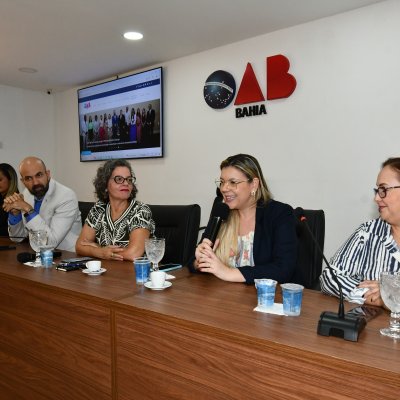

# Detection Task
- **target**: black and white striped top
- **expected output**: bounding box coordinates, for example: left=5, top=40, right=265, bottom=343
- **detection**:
left=320, top=218, right=400, bottom=299
left=86, top=200, right=155, bottom=247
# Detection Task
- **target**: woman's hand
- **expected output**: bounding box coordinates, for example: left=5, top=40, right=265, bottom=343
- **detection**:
left=195, top=238, right=214, bottom=264
left=79, top=240, right=124, bottom=261
left=103, top=245, right=124, bottom=261
left=195, top=238, right=244, bottom=282
left=358, top=280, right=384, bottom=307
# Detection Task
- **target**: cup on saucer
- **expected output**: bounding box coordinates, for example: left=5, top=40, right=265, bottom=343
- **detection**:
left=86, top=260, right=101, bottom=272
left=150, top=270, right=166, bottom=288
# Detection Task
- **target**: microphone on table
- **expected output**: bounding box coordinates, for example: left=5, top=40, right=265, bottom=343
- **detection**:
left=17, top=251, right=62, bottom=263
left=203, top=202, right=230, bottom=245
left=294, top=207, right=366, bottom=342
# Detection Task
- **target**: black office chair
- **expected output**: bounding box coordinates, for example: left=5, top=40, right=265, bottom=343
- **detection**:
left=78, top=201, right=95, bottom=226
left=148, top=204, right=201, bottom=266
left=292, top=209, right=325, bottom=290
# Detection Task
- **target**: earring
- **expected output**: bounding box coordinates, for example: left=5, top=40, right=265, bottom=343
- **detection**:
left=251, top=190, right=256, bottom=197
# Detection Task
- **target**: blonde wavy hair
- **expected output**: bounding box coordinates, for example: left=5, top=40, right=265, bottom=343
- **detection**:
left=215, top=154, right=271, bottom=266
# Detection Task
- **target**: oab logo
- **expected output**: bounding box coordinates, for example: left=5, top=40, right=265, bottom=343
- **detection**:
left=203, top=54, right=296, bottom=118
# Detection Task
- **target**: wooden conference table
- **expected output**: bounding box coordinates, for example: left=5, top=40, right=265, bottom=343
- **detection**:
left=0, top=240, right=399, bottom=400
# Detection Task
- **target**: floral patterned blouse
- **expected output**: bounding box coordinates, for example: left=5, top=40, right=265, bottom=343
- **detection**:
left=229, top=231, right=255, bottom=268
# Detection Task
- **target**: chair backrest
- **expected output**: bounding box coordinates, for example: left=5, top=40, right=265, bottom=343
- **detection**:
left=78, top=201, right=95, bottom=226
left=148, top=204, right=201, bottom=266
left=292, top=209, right=325, bottom=290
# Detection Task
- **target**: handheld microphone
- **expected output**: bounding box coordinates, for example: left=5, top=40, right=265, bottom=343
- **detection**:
left=294, top=207, right=366, bottom=342
left=17, top=251, right=62, bottom=263
left=204, top=202, right=230, bottom=244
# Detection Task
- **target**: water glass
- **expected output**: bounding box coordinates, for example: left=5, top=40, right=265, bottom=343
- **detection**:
left=145, top=238, right=165, bottom=271
left=134, top=257, right=151, bottom=285
left=40, top=246, right=54, bottom=268
left=281, top=283, right=304, bottom=316
left=29, top=230, right=48, bottom=267
left=254, top=279, right=277, bottom=308
left=379, top=271, right=400, bottom=339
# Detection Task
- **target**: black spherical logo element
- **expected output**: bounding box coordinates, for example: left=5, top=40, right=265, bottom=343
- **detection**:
left=203, top=70, right=236, bottom=109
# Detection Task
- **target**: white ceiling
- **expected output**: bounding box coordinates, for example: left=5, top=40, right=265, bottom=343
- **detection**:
left=0, top=0, right=385, bottom=93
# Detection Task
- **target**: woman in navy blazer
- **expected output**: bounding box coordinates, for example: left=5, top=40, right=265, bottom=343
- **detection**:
left=191, top=154, right=297, bottom=284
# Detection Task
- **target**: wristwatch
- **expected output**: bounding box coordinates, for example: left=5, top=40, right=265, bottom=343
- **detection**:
left=24, top=208, right=35, bottom=218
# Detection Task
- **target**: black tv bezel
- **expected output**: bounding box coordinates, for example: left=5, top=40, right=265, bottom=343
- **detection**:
left=77, top=66, right=163, bottom=162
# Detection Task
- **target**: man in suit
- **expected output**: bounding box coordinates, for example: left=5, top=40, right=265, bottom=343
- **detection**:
left=3, top=157, right=82, bottom=251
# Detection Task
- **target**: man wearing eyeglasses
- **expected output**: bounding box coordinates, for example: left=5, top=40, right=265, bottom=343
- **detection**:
left=320, top=157, right=400, bottom=307
left=3, top=156, right=82, bottom=251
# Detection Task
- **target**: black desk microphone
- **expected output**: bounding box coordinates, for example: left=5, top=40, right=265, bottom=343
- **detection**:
left=17, top=251, right=62, bottom=263
left=294, top=207, right=366, bottom=342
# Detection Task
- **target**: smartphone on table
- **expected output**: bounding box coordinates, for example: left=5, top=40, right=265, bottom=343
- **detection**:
left=56, top=257, right=93, bottom=271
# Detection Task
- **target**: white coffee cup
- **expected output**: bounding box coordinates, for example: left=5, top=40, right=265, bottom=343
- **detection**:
left=150, top=270, right=166, bottom=288
left=86, top=260, right=101, bottom=272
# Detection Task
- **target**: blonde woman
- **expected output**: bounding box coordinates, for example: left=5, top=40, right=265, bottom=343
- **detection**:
left=191, top=154, right=297, bottom=283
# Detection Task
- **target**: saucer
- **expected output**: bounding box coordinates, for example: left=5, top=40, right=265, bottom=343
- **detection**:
left=82, top=267, right=106, bottom=276
left=144, top=281, right=172, bottom=290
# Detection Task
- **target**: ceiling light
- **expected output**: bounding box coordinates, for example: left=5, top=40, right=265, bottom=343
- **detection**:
left=123, top=31, right=143, bottom=40
left=18, top=67, right=37, bottom=73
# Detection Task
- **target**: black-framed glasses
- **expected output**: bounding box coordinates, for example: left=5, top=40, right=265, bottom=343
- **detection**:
left=373, top=186, right=400, bottom=198
left=112, top=175, right=136, bottom=185
left=215, top=179, right=251, bottom=190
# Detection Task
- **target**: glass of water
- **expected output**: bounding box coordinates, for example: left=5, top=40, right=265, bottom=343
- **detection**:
left=145, top=237, right=165, bottom=271
left=379, top=271, right=400, bottom=339
left=28, top=230, right=48, bottom=267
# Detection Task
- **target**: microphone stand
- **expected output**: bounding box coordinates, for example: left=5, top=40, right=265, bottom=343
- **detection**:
left=298, top=214, right=366, bottom=342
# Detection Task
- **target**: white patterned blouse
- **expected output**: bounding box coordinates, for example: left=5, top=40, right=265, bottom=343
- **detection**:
left=86, top=200, right=155, bottom=247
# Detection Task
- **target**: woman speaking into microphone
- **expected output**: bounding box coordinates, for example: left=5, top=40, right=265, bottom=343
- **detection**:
left=190, top=154, right=297, bottom=283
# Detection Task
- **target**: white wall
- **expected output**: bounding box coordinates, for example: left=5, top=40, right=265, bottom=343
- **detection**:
left=0, top=84, right=55, bottom=184
left=2, top=1, right=400, bottom=258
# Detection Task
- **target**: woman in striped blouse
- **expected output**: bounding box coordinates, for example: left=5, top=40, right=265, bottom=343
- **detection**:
left=320, top=157, right=400, bottom=307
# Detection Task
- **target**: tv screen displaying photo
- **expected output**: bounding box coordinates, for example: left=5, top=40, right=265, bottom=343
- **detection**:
left=77, top=67, right=163, bottom=161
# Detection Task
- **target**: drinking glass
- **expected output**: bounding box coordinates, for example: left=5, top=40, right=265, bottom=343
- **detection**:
left=28, top=230, right=48, bottom=267
left=379, top=271, right=400, bottom=339
left=145, top=238, right=165, bottom=271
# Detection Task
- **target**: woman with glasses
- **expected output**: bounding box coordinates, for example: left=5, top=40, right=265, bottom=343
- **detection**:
left=76, top=159, right=154, bottom=261
left=190, top=153, right=297, bottom=283
left=320, top=157, right=400, bottom=306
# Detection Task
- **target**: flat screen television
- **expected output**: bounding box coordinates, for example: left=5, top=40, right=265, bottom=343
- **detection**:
left=77, top=67, right=163, bottom=161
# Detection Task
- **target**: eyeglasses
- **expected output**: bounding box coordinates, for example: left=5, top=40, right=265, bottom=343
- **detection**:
left=112, top=175, right=136, bottom=185
left=215, top=179, right=251, bottom=190
left=373, top=186, right=400, bottom=198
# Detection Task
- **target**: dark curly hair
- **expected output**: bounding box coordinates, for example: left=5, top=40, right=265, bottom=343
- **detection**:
left=93, top=159, right=137, bottom=202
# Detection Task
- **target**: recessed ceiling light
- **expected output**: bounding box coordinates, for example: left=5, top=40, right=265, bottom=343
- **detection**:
left=123, top=31, right=143, bottom=40
left=18, top=67, right=37, bottom=73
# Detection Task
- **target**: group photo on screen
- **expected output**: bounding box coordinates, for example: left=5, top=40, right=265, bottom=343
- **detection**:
left=79, top=99, right=161, bottom=154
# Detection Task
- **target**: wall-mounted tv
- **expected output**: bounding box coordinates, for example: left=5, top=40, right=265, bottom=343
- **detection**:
left=78, top=67, right=163, bottom=162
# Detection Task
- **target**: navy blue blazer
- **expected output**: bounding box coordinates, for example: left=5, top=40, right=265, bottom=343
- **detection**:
left=189, top=199, right=297, bottom=284
left=241, top=199, right=297, bottom=284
